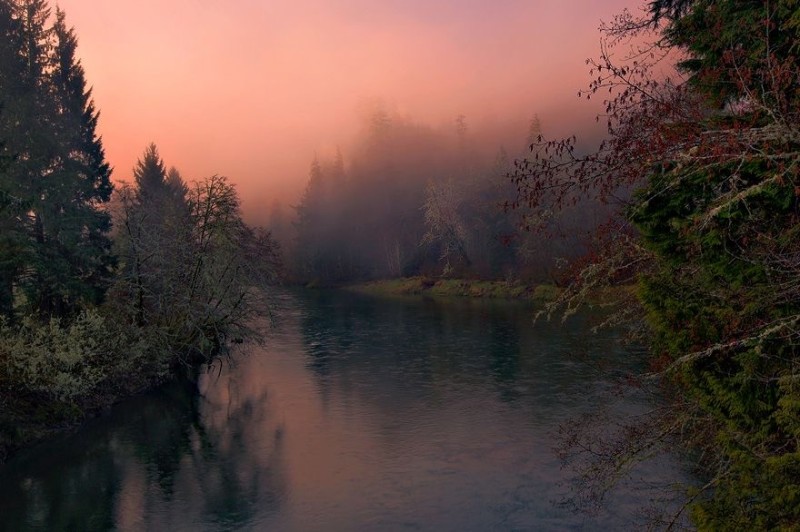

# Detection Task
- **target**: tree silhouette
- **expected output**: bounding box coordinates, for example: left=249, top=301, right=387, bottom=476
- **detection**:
left=0, top=1, right=113, bottom=317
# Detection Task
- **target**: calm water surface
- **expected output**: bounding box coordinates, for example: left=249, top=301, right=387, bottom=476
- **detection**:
left=0, top=290, right=687, bottom=531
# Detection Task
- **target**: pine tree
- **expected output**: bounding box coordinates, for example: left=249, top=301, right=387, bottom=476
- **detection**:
left=293, top=158, right=326, bottom=279
left=133, top=142, right=168, bottom=204
left=0, top=121, right=23, bottom=319
left=118, top=145, right=191, bottom=325
left=1, top=0, right=58, bottom=316
left=661, top=0, right=800, bottom=107
left=165, top=166, right=189, bottom=204
left=0, top=2, right=27, bottom=318
left=42, top=7, right=114, bottom=310
left=635, top=2, right=800, bottom=526
left=0, top=0, right=114, bottom=317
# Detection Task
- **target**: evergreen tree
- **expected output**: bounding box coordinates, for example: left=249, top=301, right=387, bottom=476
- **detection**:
left=133, top=142, right=168, bottom=204
left=0, top=2, right=28, bottom=319
left=636, top=2, right=800, bottom=526
left=165, top=165, right=189, bottom=205
left=293, top=158, right=327, bottom=279
left=118, top=145, right=191, bottom=326
left=0, top=1, right=114, bottom=317
left=44, top=7, right=113, bottom=310
left=512, top=1, right=800, bottom=526
left=662, top=0, right=800, bottom=108
left=0, top=123, right=23, bottom=319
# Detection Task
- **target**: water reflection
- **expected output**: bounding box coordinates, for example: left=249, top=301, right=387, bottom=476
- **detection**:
left=297, top=291, right=622, bottom=412
left=0, top=364, right=286, bottom=531
left=0, top=290, right=683, bottom=531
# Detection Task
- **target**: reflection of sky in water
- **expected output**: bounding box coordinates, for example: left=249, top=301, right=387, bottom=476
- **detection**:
left=0, top=290, right=690, bottom=531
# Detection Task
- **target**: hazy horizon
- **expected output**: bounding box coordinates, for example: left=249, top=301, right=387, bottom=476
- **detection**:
left=57, top=0, right=641, bottom=225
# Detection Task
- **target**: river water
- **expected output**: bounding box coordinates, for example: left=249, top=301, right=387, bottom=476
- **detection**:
left=0, top=290, right=688, bottom=531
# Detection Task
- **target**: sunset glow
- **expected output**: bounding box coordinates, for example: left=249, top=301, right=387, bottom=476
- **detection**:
left=57, top=0, right=641, bottom=223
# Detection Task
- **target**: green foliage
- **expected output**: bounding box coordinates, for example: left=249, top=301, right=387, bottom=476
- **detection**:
left=617, top=2, right=800, bottom=523
left=631, top=120, right=800, bottom=530
left=662, top=0, right=800, bottom=108
left=506, top=0, right=800, bottom=526
left=0, top=310, right=157, bottom=402
left=0, top=3, right=282, bottom=462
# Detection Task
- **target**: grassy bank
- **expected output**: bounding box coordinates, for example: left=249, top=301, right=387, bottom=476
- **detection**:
left=346, top=277, right=563, bottom=302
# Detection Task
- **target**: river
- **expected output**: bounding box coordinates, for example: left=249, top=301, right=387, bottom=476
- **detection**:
left=0, top=289, right=689, bottom=531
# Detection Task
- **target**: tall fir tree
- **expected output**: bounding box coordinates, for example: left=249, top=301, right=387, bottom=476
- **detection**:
left=133, top=142, right=168, bottom=204
left=116, top=145, right=194, bottom=327
left=0, top=0, right=114, bottom=317
left=40, top=7, right=114, bottom=312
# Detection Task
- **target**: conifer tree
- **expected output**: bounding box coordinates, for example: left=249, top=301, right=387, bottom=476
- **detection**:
left=293, top=158, right=326, bottom=278
left=0, top=0, right=114, bottom=317
left=165, top=166, right=189, bottom=204
left=118, top=144, right=188, bottom=325
left=45, top=6, right=113, bottom=310
left=133, top=142, right=168, bottom=204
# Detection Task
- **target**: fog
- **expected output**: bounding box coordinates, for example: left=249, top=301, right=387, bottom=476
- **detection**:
left=276, top=101, right=617, bottom=284
left=56, top=0, right=640, bottom=225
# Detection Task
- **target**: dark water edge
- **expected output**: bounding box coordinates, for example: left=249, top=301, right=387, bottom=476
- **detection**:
left=0, top=289, right=691, bottom=531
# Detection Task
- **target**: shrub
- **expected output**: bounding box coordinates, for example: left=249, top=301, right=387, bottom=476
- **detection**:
left=1, top=310, right=157, bottom=402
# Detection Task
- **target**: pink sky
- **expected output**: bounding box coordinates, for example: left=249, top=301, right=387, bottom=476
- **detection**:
left=56, top=0, right=643, bottom=223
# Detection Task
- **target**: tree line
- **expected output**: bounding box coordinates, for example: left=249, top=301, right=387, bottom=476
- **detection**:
left=280, top=107, right=609, bottom=286
left=0, top=0, right=279, bottom=461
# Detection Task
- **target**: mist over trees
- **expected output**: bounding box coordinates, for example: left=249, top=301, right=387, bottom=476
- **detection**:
left=282, top=104, right=608, bottom=285
left=5, top=0, right=798, bottom=527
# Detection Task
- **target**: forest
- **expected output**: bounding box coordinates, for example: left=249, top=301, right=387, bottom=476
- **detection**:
left=277, top=109, right=607, bottom=285
left=1, top=0, right=799, bottom=529
left=0, top=0, right=279, bottom=461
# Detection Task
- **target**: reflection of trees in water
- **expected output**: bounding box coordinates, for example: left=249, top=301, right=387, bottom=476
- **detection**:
left=487, top=316, right=522, bottom=403
left=0, top=367, right=287, bottom=531
left=0, top=442, right=121, bottom=531
left=297, top=291, right=619, bottom=411
left=192, top=363, right=287, bottom=527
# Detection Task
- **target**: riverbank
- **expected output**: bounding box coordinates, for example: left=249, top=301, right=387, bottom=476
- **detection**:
left=344, top=278, right=641, bottom=317
left=345, top=277, right=563, bottom=301
left=0, top=310, right=234, bottom=465
left=0, top=360, right=174, bottom=464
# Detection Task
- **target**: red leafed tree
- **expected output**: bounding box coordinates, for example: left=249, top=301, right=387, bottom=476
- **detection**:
left=513, top=1, right=800, bottom=527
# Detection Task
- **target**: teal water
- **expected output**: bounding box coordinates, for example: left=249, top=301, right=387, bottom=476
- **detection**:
left=0, top=290, right=687, bottom=531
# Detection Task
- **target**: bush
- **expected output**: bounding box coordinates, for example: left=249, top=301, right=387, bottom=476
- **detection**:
left=0, top=310, right=158, bottom=402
